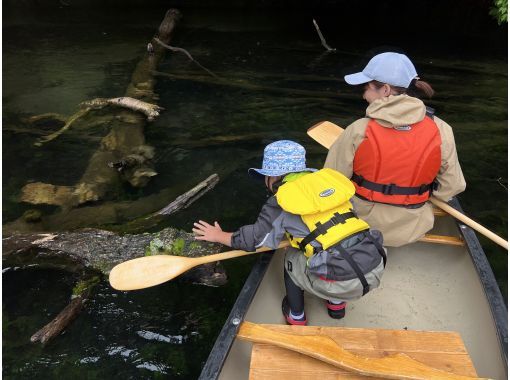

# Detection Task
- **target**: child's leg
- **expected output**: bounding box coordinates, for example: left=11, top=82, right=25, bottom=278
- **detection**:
left=284, top=268, right=304, bottom=314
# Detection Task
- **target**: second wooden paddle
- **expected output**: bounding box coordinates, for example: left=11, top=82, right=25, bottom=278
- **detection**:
left=237, top=321, right=486, bottom=380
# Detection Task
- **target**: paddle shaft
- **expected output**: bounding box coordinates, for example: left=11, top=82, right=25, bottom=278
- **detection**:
left=193, top=240, right=290, bottom=265
left=308, top=121, right=508, bottom=250
left=429, top=197, right=508, bottom=250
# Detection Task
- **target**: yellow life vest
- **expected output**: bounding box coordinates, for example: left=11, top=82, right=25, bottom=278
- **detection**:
left=276, top=168, right=369, bottom=257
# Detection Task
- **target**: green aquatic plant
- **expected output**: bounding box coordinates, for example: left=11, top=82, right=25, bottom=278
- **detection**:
left=144, top=237, right=187, bottom=256
left=72, top=276, right=100, bottom=297
left=490, top=0, right=508, bottom=24
left=145, top=238, right=165, bottom=256
left=169, top=238, right=186, bottom=255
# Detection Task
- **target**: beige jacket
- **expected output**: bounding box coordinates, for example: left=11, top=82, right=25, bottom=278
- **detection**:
left=324, top=95, right=466, bottom=247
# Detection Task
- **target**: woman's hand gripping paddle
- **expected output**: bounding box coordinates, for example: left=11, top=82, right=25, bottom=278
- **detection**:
left=307, top=121, right=508, bottom=250
left=109, top=241, right=290, bottom=291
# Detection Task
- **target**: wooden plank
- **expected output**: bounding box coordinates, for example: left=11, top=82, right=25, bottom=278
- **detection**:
left=433, top=207, right=448, bottom=217
left=420, top=234, right=465, bottom=246
left=247, top=325, right=478, bottom=379
left=250, top=345, right=476, bottom=379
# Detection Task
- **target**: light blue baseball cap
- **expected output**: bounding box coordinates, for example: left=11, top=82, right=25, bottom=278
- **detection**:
left=344, top=52, right=418, bottom=88
left=248, top=140, right=317, bottom=178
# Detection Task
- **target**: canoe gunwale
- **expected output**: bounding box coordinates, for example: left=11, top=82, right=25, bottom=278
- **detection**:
left=198, top=251, right=274, bottom=380
left=449, top=198, right=508, bottom=370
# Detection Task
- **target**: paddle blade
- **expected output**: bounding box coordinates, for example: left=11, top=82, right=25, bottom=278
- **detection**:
left=307, top=121, right=343, bottom=149
left=109, top=255, right=194, bottom=291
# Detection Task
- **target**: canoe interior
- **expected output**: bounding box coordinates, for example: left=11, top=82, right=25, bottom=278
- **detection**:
left=214, top=211, right=507, bottom=380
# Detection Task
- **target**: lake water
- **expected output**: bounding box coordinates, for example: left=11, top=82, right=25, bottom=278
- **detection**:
left=3, top=6, right=507, bottom=379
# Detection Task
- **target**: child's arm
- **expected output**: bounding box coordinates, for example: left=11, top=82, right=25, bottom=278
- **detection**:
left=193, top=220, right=233, bottom=247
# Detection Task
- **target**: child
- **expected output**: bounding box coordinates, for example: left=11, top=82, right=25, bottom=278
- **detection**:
left=193, top=140, right=386, bottom=325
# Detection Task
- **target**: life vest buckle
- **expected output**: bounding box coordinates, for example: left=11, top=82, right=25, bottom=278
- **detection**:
left=417, top=183, right=430, bottom=195
left=331, top=212, right=347, bottom=225
left=381, top=183, right=396, bottom=195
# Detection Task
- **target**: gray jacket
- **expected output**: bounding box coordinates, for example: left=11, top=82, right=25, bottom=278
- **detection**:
left=231, top=196, right=383, bottom=279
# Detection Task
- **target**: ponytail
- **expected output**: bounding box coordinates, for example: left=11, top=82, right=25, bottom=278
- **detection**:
left=409, top=79, right=435, bottom=98
left=371, top=79, right=435, bottom=99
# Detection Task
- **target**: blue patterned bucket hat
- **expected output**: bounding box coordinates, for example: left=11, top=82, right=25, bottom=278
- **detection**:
left=248, top=140, right=317, bottom=178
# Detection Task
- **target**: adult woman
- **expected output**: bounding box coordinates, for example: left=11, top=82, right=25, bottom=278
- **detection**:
left=324, top=52, right=466, bottom=247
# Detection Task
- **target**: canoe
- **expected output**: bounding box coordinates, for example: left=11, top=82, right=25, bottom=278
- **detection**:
left=199, top=198, right=507, bottom=380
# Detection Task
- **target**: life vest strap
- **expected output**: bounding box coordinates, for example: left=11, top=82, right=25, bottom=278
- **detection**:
left=352, top=173, right=436, bottom=196
left=298, top=211, right=357, bottom=252
left=365, top=232, right=387, bottom=268
left=336, top=244, right=370, bottom=296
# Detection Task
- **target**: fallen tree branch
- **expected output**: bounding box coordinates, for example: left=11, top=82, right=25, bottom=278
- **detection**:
left=25, top=112, right=68, bottom=125
left=312, top=19, right=336, bottom=52
left=34, top=108, right=90, bottom=146
left=31, top=297, right=85, bottom=344
left=153, top=70, right=358, bottom=100
left=157, top=174, right=219, bottom=215
left=101, top=173, right=220, bottom=233
left=153, top=37, right=219, bottom=78
left=34, top=97, right=163, bottom=147
left=82, top=97, right=164, bottom=121
left=30, top=275, right=100, bottom=345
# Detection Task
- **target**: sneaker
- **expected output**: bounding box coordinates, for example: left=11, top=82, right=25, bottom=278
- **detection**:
left=281, top=296, right=307, bottom=326
left=326, top=301, right=346, bottom=319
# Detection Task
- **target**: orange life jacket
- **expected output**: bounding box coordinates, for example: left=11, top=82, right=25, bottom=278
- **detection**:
left=352, top=116, right=441, bottom=206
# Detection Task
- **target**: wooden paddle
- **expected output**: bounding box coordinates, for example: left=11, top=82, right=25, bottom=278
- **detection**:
left=237, top=321, right=487, bottom=380
left=308, top=121, right=509, bottom=250
left=109, top=241, right=290, bottom=291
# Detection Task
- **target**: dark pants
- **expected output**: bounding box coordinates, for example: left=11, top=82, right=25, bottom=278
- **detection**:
left=284, top=268, right=304, bottom=314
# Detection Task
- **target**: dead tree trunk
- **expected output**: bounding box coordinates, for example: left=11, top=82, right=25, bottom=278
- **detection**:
left=20, top=9, right=182, bottom=210
left=71, top=9, right=182, bottom=204
left=3, top=227, right=227, bottom=286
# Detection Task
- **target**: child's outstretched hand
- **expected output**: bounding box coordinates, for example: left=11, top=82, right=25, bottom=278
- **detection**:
left=193, top=220, right=233, bottom=246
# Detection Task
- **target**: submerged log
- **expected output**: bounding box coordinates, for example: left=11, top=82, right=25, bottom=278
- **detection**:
left=8, top=174, right=219, bottom=234
left=73, top=9, right=181, bottom=203
left=20, top=9, right=182, bottom=210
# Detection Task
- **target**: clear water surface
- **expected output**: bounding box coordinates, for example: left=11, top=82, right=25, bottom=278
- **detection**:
left=3, top=6, right=507, bottom=379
